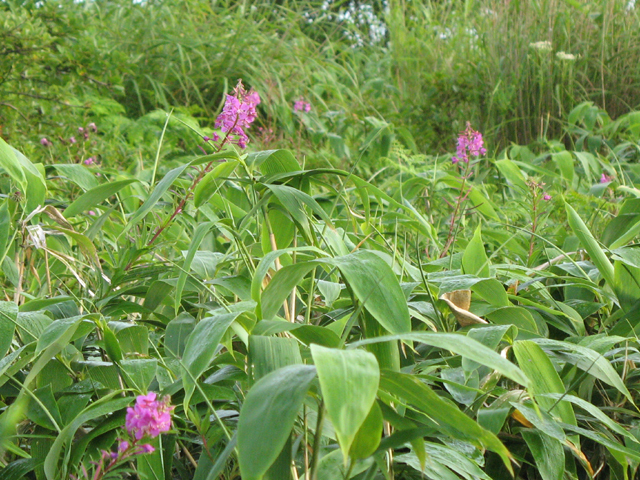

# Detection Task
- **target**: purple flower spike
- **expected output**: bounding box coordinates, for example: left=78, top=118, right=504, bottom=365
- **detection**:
left=452, top=122, right=487, bottom=164
left=125, top=392, right=174, bottom=441
left=294, top=97, right=312, bottom=113
left=214, top=80, right=260, bottom=149
left=600, top=173, right=612, bottom=183
left=139, top=444, right=155, bottom=454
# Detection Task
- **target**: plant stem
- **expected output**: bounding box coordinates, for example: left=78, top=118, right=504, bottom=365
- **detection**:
left=309, top=401, right=325, bottom=480
left=440, top=162, right=472, bottom=258
left=146, top=116, right=239, bottom=248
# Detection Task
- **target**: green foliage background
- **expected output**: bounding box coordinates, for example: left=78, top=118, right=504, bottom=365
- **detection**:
left=2, top=1, right=640, bottom=480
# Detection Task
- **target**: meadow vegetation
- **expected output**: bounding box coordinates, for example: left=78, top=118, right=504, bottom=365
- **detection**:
left=2, top=1, right=640, bottom=479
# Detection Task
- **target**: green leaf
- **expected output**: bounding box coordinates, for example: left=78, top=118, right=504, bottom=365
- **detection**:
left=0, top=138, right=26, bottom=189
left=351, top=332, right=528, bottom=386
left=533, top=338, right=633, bottom=403
left=349, top=401, right=383, bottom=459
left=193, top=161, right=238, bottom=208
left=522, top=431, right=564, bottom=480
left=259, top=261, right=319, bottom=320
left=552, top=151, right=574, bottom=187
left=63, top=178, right=139, bottom=218
left=121, top=163, right=191, bottom=236
left=175, top=222, right=214, bottom=314
left=0, top=201, right=11, bottom=265
left=44, top=395, right=132, bottom=480
left=495, top=158, right=528, bottom=192
left=238, top=365, right=316, bottom=480
left=246, top=149, right=300, bottom=175
left=565, top=202, right=614, bottom=286
left=249, top=335, right=302, bottom=380
left=512, top=341, right=578, bottom=432
left=327, top=250, right=411, bottom=334
left=52, top=164, right=99, bottom=191
left=380, top=372, right=513, bottom=473
left=181, top=313, right=240, bottom=407
left=0, top=301, right=17, bottom=359
left=311, top=345, right=380, bottom=461
left=462, top=225, right=490, bottom=277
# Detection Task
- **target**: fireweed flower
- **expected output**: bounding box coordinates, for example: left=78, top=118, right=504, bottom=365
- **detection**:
left=125, top=392, right=173, bottom=440
left=600, top=173, right=612, bottom=183
left=452, top=122, right=487, bottom=164
left=40, top=138, right=52, bottom=147
left=214, top=80, right=260, bottom=149
left=294, top=97, right=311, bottom=113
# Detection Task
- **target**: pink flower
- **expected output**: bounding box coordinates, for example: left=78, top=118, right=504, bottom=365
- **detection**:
left=600, top=173, right=612, bottom=183
left=84, top=157, right=95, bottom=166
left=69, top=136, right=77, bottom=144
left=125, top=392, right=173, bottom=441
left=294, top=97, right=312, bottom=113
left=88, top=123, right=98, bottom=133
left=118, top=440, right=129, bottom=452
left=138, top=444, right=155, bottom=454
left=214, top=80, right=260, bottom=149
left=203, top=133, right=219, bottom=143
left=543, top=194, right=552, bottom=201
left=40, top=138, right=52, bottom=147
left=78, top=127, right=85, bottom=134
left=452, top=122, right=487, bottom=164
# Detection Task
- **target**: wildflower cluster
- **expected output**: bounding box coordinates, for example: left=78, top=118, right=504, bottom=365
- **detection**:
left=452, top=122, right=487, bottom=164
left=40, top=122, right=99, bottom=165
left=125, top=391, right=173, bottom=441
left=213, top=80, right=260, bottom=149
left=293, top=97, right=312, bottom=113
left=74, top=393, right=173, bottom=480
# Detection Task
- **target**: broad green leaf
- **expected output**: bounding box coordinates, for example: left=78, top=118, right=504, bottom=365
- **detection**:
left=349, top=401, right=383, bottom=459
left=0, top=201, right=11, bottom=265
left=175, top=222, right=214, bottom=314
left=565, top=202, right=614, bottom=286
left=552, top=150, right=574, bottom=187
left=495, top=158, right=527, bottom=192
left=0, top=301, right=17, bottom=359
left=246, top=149, right=300, bottom=175
left=164, top=313, right=195, bottom=358
left=249, top=335, right=302, bottom=380
left=462, top=225, right=490, bottom=278
left=238, top=365, right=316, bottom=480
left=63, top=178, right=139, bottom=218
left=327, top=250, right=410, bottom=334
left=193, top=160, right=238, bottom=208
left=311, top=345, right=380, bottom=461
left=380, top=372, right=513, bottom=473
left=0, top=138, right=26, bottom=190
left=351, top=332, right=528, bottom=386
left=121, top=163, right=191, bottom=236
left=182, top=313, right=240, bottom=407
left=533, top=338, right=633, bottom=403
left=522, top=430, right=564, bottom=480
left=259, top=261, right=319, bottom=320
left=52, top=164, right=99, bottom=191
left=512, top=341, right=578, bottom=433
left=602, top=198, right=640, bottom=248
